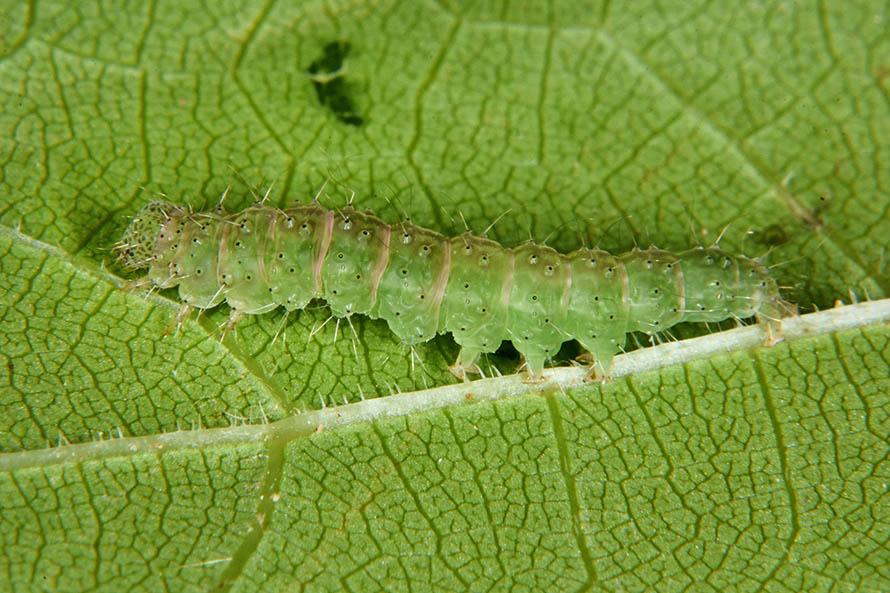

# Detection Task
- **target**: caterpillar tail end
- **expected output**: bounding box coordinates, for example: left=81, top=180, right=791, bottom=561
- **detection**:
left=114, top=201, right=176, bottom=269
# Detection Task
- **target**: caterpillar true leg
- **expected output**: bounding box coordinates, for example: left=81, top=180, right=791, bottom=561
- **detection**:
left=163, top=303, right=193, bottom=338
left=220, top=309, right=244, bottom=343
left=269, top=310, right=291, bottom=348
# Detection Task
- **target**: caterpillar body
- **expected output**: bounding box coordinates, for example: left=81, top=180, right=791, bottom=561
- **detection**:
left=116, top=200, right=786, bottom=379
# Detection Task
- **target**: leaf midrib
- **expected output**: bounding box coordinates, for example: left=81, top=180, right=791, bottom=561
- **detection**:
left=3, top=297, right=888, bottom=471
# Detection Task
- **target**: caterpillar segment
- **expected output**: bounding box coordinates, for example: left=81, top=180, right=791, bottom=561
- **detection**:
left=116, top=200, right=786, bottom=380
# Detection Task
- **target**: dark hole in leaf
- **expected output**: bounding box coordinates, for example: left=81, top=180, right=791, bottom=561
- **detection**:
left=307, top=41, right=364, bottom=126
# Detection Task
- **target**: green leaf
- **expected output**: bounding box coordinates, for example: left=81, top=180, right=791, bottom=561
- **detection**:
left=2, top=1, right=889, bottom=591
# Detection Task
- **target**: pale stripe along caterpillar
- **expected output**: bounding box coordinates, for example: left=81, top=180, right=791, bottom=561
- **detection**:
left=115, top=200, right=787, bottom=379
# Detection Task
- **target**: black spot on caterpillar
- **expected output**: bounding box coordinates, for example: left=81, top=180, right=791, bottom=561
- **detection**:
left=115, top=201, right=789, bottom=379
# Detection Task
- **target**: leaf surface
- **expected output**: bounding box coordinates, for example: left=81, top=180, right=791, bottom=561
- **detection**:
left=1, top=1, right=889, bottom=591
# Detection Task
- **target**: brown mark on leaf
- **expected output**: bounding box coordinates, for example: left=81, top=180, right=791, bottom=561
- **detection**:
left=750, top=223, right=791, bottom=247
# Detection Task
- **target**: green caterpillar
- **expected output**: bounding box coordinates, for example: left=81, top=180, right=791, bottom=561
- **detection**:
left=116, top=200, right=786, bottom=379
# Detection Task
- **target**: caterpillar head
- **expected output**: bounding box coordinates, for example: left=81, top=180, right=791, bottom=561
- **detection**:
left=114, top=201, right=176, bottom=269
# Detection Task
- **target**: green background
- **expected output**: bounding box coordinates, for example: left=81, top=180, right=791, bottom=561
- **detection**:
left=1, top=1, right=889, bottom=591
